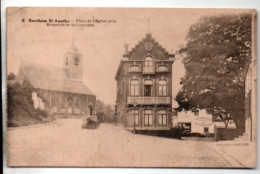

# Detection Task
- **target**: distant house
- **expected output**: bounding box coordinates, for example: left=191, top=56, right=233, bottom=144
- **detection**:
left=115, top=33, right=175, bottom=131
left=16, top=43, right=96, bottom=117
left=173, top=110, right=236, bottom=136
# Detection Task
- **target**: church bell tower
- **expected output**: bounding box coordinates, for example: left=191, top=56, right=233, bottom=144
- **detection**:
left=64, top=41, right=83, bottom=81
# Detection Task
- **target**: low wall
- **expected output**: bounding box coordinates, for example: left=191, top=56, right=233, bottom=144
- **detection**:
left=214, top=128, right=244, bottom=141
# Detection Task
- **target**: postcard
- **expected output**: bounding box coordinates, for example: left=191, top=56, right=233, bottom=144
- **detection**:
left=5, top=7, right=257, bottom=168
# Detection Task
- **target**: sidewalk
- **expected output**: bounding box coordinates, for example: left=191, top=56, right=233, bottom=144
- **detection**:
left=212, top=141, right=257, bottom=168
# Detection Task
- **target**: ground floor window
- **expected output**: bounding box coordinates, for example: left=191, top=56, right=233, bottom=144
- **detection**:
left=204, top=127, right=209, bottom=133
left=158, top=110, right=167, bottom=126
left=144, top=110, right=153, bottom=126
left=131, top=109, right=139, bottom=126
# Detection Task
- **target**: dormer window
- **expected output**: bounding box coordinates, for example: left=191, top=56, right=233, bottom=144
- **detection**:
left=157, top=65, right=168, bottom=72
left=144, top=56, right=153, bottom=67
left=129, top=65, right=140, bottom=72
left=143, top=56, right=155, bottom=74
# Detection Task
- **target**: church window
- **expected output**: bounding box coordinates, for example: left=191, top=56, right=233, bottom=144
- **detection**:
left=59, top=95, right=66, bottom=108
left=65, top=57, right=68, bottom=65
left=67, top=97, right=73, bottom=108
left=74, top=56, right=79, bottom=65
left=44, top=94, right=51, bottom=107
left=74, top=97, right=80, bottom=109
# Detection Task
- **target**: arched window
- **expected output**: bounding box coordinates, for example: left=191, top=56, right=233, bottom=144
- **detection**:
left=74, top=56, right=79, bottom=65
left=74, top=97, right=80, bottom=109
left=67, top=96, right=73, bottom=108
left=158, top=65, right=168, bottom=71
left=65, top=57, right=68, bottom=65
left=59, top=95, right=66, bottom=108
left=144, top=56, right=153, bottom=67
left=44, top=94, right=51, bottom=107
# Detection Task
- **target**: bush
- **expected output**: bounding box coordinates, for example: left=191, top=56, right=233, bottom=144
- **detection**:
left=7, top=79, right=53, bottom=127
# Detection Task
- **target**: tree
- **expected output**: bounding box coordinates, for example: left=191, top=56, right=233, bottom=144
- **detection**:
left=208, top=107, right=232, bottom=128
left=176, top=13, right=252, bottom=129
left=7, top=80, right=50, bottom=127
left=96, top=100, right=105, bottom=122
left=96, top=100, right=116, bottom=123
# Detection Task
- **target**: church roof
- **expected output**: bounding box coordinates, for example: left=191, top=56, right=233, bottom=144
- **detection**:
left=66, top=41, right=80, bottom=56
left=19, top=61, right=95, bottom=96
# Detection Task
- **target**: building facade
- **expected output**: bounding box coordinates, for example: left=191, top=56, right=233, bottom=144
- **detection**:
left=115, top=33, right=175, bottom=131
left=244, top=13, right=257, bottom=143
left=173, top=110, right=236, bottom=136
left=17, top=43, right=96, bottom=117
left=244, top=51, right=257, bottom=142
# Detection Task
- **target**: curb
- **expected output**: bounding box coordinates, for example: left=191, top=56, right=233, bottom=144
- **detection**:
left=211, top=143, right=247, bottom=168
left=7, top=120, right=57, bottom=130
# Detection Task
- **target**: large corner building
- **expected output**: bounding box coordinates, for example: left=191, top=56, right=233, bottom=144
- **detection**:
left=115, top=33, right=175, bottom=131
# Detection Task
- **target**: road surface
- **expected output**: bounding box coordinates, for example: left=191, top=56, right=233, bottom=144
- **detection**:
left=6, top=118, right=230, bottom=167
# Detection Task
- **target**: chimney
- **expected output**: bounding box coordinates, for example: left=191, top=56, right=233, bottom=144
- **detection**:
left=124, top=43, right=129, bottom=54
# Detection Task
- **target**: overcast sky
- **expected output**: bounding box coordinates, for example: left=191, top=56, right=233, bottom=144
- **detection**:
left=7, top=8, right=250, bottom=106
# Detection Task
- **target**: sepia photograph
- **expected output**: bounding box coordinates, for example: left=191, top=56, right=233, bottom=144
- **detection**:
left=4, top=7, right=257, bottom=168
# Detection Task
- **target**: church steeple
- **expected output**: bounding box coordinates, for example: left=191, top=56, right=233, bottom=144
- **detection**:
left=64, top=41, right=83, bottom=81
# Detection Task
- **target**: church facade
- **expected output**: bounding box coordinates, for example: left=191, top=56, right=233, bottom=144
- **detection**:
left=115, top=33, right=175, bottom=131
left=16, top=43, right=96, bottom=117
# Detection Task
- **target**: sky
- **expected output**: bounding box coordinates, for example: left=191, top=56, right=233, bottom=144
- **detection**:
left=6, top=8, right=250, bottom=106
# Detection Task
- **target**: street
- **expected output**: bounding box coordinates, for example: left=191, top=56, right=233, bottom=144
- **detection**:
left=6, top=118, right=230, bottom=167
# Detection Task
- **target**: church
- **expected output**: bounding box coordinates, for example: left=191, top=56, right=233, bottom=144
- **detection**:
left=16, top=43, right=96, bottom=117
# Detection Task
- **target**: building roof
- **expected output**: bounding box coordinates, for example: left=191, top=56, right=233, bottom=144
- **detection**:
left=19, top=61, right=95, bottom=95
left=115, top=33, right=175, bottom=80
left=124, top=33, right=174, bottom=58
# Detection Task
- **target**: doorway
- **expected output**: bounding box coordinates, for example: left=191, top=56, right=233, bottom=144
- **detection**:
left=144, top=85, right=152, bottom=96
left=88, top=105, right=93, bottom=116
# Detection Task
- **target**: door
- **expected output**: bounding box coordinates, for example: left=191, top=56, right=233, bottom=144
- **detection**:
left=144, top=85, right=152, bottom=96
